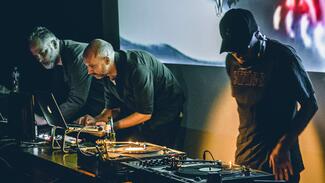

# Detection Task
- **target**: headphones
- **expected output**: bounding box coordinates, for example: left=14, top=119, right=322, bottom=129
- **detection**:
left=248, top=31, right=267, bottom=59
left=232, top=31, right=267, bottom=67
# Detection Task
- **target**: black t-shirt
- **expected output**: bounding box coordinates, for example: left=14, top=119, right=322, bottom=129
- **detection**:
left=103, top=50, right=184, bottom=128
left=226, top=39, right=315, bottom=173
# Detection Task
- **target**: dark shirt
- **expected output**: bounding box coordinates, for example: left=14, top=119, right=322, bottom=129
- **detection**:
left=52, top=40, right=104, bottom=122
left=103, top=50, right=184, bottom=128
left=226, top=39, right=314, bottom=173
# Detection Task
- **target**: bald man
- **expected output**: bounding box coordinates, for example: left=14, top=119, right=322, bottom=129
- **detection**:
left=78, top=39, right=184, bottom=147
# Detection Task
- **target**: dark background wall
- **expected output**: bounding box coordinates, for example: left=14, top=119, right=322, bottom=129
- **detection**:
left=0, top=0, right=117, bottom=92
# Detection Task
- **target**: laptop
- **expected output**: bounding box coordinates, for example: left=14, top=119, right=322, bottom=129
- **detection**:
left=34, top=92, right=105, bottom=136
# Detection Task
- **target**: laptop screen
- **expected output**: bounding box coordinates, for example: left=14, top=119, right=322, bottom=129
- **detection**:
left=34, top=92, right=68, bottom=129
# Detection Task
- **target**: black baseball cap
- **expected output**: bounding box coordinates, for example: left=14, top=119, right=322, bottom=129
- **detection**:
left=219, top=8, right=258, bottom=54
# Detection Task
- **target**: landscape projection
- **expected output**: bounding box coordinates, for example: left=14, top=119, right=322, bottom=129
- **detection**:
left=118, top=0, right=325, bottom=72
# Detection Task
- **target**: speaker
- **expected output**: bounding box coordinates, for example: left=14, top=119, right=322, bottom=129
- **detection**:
left=8, top=93, right=35, bottom=142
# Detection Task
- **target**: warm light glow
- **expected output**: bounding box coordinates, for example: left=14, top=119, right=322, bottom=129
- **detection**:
left=199, top=84, right=238, bottom=162
left=299, top=121, right=325, bottom=183
left=229, top=161, right=233, bottom=169
left=125, top=147, right=145, bottom=151
left=199, top=84, right=325, bottom=183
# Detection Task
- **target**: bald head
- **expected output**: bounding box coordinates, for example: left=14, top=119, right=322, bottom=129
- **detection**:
left=83, top=39, right=117, bottom=80
left=83, top=39, right=115, bottom=61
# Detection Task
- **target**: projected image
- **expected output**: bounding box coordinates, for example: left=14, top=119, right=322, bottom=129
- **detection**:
left=273, top=0, right=325, bottom=71
left=118, top=0, right=325, bottom=72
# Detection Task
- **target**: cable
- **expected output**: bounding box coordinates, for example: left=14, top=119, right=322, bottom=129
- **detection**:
left=76, top=126, right=92, bottom=156
left=76, top=126, right=101, bottom=157
left=0, top=138, right=16, bottom=142
left=202, top=150, right=216, bottom=161
left=0, top=156, right=13, bottom=169
left=21, top=141, right=48, bottom=145
left=95, top=145, right=104, bottom=157
left=0, top=142, right=17, bottom=151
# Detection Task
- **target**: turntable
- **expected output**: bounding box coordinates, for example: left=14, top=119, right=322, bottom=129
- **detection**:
left=176, top=163, right=223, bottom=178
left=85, top=141, right=187, bottom=182
left=79, top=141, right=273, bottom=183
left=93, top=140, right=186, bottom=161
left=121, top=158, right=274, bottom=183
left=174, top=161, right=274, bottom=183
left=104, top=142, right=162, bottom=154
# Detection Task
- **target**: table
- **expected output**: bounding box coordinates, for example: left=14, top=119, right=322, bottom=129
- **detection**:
left=15, top=145, right=131, bottom=183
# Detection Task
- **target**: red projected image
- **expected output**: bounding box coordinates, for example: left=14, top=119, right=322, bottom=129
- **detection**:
left=273, top=0, right=325, bottom=59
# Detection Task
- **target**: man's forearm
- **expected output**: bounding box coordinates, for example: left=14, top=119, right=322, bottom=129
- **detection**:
left=95, top=108, right=113, bottom=122
left=114, top=112, right=152, bottom=130
left=280, top=94, right=318, bottom=149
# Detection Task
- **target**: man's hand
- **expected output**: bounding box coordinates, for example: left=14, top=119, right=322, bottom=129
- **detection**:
left=95, top=121, right=108, bottom=126
left=269, top=143, right=294, bottom=181
left=77, top=114, right=96, bottom=126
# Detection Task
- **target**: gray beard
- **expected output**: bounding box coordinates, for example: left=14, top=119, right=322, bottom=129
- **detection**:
left=42, top=62, right=55, bottom=69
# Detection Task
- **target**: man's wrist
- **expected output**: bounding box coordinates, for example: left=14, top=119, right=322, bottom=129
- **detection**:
left=278, top=134, right=297, bottom=151
left=113, top=121, right=119, bottom=130
left=95, top=116, right=108, bottom=123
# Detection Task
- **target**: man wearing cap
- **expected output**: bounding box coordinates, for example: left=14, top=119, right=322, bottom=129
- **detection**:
left=219, top=8, right=318, bottom=183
